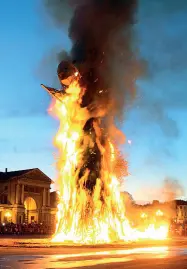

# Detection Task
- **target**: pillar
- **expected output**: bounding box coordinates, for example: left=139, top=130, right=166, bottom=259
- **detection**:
left=21, top=184, right=24, bottom=204
left=48, top=190, right=50, bottom=206
left=15, top=184, right=20, bottom=204
left=43, top=188, right=46, bottom=206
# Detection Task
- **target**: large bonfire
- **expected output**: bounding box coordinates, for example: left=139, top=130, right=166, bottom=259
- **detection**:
left=44, top=0, right=169, bottom=243
left=47, top=77, right=168, bottom=244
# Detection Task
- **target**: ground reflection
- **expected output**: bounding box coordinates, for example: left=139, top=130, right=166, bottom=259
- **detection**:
left=49, top=247, right=169, bottom=268
left=53, top=246, right=169, bottom=260
left=2, top=246, right=186, bottom=269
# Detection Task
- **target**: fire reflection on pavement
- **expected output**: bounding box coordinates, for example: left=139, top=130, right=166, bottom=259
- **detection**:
left=0, top=246, right=177, bottom=269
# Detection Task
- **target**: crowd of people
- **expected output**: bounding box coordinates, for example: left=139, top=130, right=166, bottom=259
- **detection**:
left=170, top=222, right=187, bottom=236
left=0, top=222, right=54, bottom=235
left=1, top=221, right=187, bottom=237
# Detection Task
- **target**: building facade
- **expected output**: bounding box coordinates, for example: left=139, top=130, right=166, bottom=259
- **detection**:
left=175, top=200, right=187, bottom=223
left=0, top=168, right=56, bottom=225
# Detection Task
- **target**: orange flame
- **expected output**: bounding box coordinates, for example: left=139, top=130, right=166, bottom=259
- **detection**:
left=156, top=209, right=164, bottom=217
left=49, top=81, right=169, bottom=244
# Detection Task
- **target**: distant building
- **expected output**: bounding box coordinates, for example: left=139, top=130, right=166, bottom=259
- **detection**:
left=0, top=168, right=57, bottom=226
left=175, top=200, right=187, bottom=223
left=131, top=199, right=187, bottom=225
left=121, top=191, right=135, bottom=205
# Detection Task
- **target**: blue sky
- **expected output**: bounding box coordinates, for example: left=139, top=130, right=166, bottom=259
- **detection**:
left=0, top=0, right=186, bottom=201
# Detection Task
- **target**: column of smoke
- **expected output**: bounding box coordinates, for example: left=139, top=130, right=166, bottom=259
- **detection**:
left=162, top=177, right=184, bottom=201
left=44, top=0, right=144, bottom=118
left=157, top=178, right=184, bottom=220
left=44, top=0, right=145, bottom=188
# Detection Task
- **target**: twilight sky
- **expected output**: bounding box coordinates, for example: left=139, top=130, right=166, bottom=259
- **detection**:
left=0, top=0, right=186, bottom=202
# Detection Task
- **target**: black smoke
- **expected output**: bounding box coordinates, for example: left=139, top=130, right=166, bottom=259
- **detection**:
left=44, top=0, right=144, bottom=118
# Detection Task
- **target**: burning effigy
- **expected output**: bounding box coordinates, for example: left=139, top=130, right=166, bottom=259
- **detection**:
left=42, top=0, right=169, bottom=244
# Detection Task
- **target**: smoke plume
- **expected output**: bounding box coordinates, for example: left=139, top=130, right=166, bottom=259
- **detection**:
left=162, top=177, right=184, bottom=201
left=44, top=0, right=145, bottom=119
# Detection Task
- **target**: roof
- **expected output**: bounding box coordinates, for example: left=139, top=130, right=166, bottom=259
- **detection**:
left=175, top=200, right=187, bottom=206
left=0, top=169, right=33, bottom=181
left=0, top=168, right=52, bottom=183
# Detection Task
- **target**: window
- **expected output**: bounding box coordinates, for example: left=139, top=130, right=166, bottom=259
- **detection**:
left=0, top=195, right=8, bottom=204
left=24, top=185, right=28, bottom=192
left=29, top=187, right=34, bottom=193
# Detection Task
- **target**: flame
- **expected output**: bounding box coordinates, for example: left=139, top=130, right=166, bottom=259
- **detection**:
left=49, top=81, right=169, bottom=244
left=156, top=209, right=164, bottom=217
left=140, top=212, right=147, bottom=219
